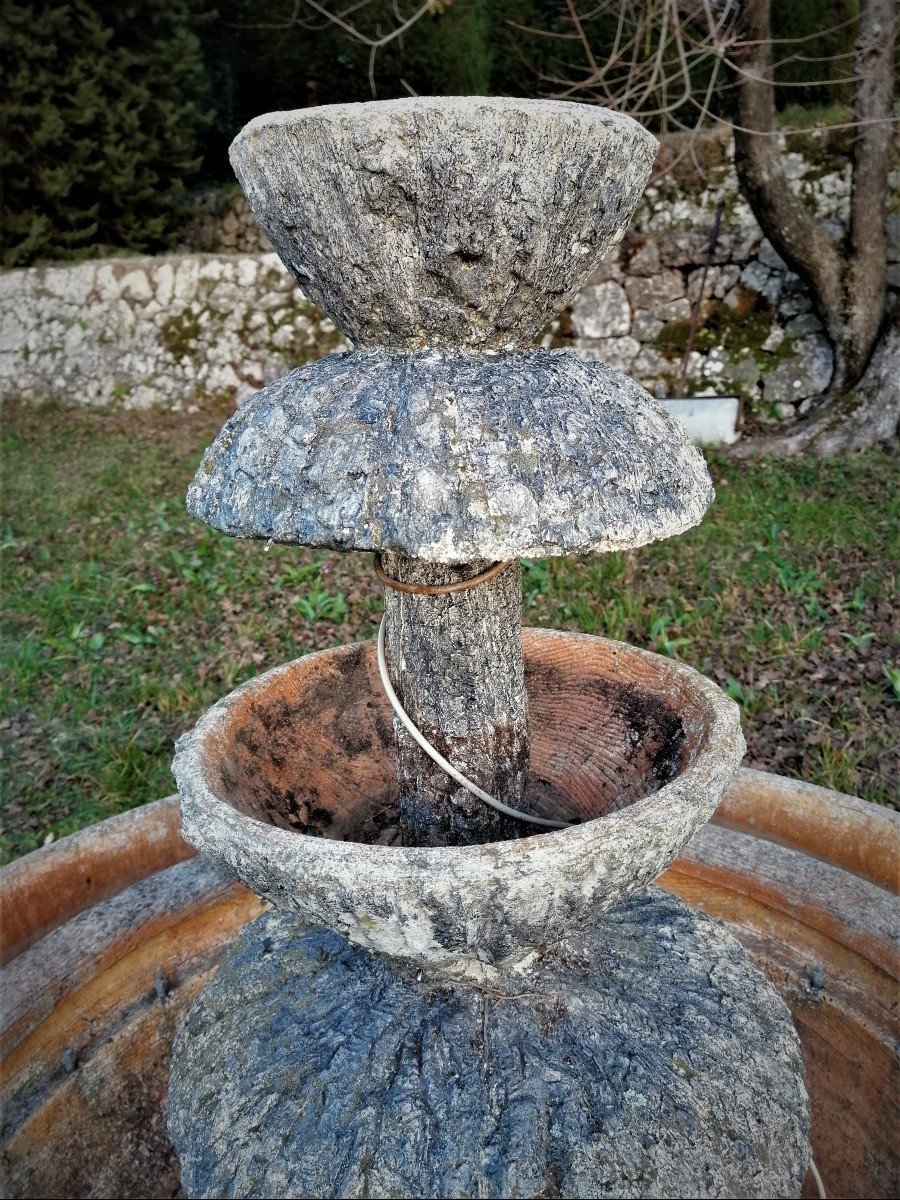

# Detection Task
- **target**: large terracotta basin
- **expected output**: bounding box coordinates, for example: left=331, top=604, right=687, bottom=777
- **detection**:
left=1, top=763, right=897, bottom=1196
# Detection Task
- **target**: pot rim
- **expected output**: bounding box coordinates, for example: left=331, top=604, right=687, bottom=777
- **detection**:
left=232, top=96, right=657, bottom=150
left=174, top=627, right=745, bottom=870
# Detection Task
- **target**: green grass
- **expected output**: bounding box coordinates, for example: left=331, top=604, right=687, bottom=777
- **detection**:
left=775, top=102, right=853, bottom=130
left=1, top=399, right=897, bottom=862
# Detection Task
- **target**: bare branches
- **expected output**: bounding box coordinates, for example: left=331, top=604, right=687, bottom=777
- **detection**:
left=509, top=0, right=888, bottom=142
left=273, top=1, right=894, bottom=141
left=500, top=0, right=743, bottom=142
left=298, top=0, right=440, bottom=96
left=227, top=1, right=442, bottom=97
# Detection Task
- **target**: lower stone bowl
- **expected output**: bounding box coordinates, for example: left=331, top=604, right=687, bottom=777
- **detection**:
left=173, top=629, right=743, bottom=980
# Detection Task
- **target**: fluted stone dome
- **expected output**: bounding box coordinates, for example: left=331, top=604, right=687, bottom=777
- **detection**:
left=187, top=348, right=713, bottom=563
left=169, top=890, right=810, bottom=1200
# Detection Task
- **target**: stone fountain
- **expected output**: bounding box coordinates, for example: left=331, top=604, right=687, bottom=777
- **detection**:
left=167, top=98, right=811, bottom=1198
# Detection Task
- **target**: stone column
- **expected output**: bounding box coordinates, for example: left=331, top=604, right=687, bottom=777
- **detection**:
left=380, top=555, right=527, bottom=844
left=191, top=98, right=710, bottom=849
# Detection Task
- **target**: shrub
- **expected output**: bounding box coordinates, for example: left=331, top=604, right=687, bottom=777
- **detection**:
left=0, top=1, right=212, bottom=266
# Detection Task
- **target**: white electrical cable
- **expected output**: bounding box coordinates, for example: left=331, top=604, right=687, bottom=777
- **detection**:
left=377, top=616, right=571, bottom=830
left=809, top=1157, right=826, bottom=1199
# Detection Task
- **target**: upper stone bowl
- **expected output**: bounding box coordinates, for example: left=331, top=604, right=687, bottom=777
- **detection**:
left=230, top=97, right=658, bottom=350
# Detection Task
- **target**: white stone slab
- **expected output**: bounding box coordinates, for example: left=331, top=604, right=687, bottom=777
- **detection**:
left=661, top=395, right=740, bottom=445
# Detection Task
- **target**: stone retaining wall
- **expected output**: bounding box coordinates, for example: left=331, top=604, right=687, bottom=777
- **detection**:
left=2, top=130, right=897, bottom=421
left=550, top=225, right=846, bottom=423
left=0, top=254, right=347, bottom=410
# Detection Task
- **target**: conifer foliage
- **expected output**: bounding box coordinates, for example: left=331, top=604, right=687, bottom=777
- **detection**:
left=1, top=1, right=212, bottom=265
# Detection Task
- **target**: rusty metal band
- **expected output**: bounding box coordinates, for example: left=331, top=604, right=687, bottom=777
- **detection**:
left=373, top=552, right=511, bottom=596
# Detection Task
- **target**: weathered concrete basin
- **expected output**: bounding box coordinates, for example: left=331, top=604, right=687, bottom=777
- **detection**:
left=1, top=761, right=897, bottom=1197
left=230, top=98, right=658, bottom=350
left=172, top=630, right=743, bottom=978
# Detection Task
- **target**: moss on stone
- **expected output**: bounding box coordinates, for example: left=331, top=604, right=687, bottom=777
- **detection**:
left=654, top=296, right=810, bottom=410
left=783, top=126, right=854, bottom=183
left=656, top=299, right=777, bottom=363
left=160, top=307, right=203, bottom=361
left=281, top=322, right=347, bottom=366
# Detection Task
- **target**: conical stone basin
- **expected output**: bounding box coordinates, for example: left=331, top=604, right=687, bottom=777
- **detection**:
left=230, top=97, right=657, bottom=349
left=174, top=628, right=744, bottom=981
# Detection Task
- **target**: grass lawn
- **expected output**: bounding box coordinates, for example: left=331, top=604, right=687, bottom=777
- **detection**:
left=1, top=398, right=897, bottom=862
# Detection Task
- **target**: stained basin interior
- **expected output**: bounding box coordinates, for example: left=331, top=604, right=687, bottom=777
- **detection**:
left=202, top=632, right=713, bottom=846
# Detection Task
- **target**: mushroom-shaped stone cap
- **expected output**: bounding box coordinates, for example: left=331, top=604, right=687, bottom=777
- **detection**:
left=229, top=98, right=658, bottom=349
left=187, top=348, right=713, bottom=563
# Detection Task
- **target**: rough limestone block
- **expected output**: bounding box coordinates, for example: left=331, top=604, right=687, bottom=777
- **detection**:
left=625, top=269, right=685, bottom=309
left=187, top=348, right=713, bottom=563
left=168, top=888, right=810, bottom=1200
left=229, top=98, right=658, bottom=350
left=570, top=280, right=631, bottom=338
left=573, top=336, right=641, bottom=373
left=761, top=334, right=834, bottom=404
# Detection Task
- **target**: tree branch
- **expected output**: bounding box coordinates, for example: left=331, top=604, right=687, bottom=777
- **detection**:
left=731, top=0, right=846, bottom=368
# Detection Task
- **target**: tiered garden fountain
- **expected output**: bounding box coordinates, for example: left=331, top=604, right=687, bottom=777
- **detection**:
left=166, top=98, right=811, bottom=1198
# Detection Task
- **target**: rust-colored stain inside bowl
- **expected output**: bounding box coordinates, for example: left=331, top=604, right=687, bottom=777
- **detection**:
left=204, top=633, right=710, bottom=845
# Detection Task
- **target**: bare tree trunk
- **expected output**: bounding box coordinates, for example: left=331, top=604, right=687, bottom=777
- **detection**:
left=737, top=316, right=899, bottom=457
left=381, top=555, right=529, bottom=846
left=732, top=0, right=896, bottom=451
left=843, top=0, right=895, bottom=383
left=732, top=0, right=846, bottom=367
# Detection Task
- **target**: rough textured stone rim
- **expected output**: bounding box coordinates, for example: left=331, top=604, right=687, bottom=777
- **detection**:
left=173, top=630, right=745, bottom=978
left=232, top=95, right=657, bottom=141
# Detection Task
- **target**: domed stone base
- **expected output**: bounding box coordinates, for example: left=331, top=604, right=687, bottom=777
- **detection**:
left=168, top=887, right=810, bottom=1199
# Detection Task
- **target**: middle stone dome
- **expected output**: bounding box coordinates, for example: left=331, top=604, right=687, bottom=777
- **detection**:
left=187, top=348, right=713, bottom=564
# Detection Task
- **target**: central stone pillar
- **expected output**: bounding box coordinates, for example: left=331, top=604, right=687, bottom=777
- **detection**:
left=381, top=554, right=527, bottom=844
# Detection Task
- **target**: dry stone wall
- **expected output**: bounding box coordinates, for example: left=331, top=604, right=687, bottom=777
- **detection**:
left=558, top=128, right=899, bottom=423
left=0, top=254, right=347, bottom=410
left=551, top=225, right=842, bottom=423
left=2, top=131, right=897, bottom=421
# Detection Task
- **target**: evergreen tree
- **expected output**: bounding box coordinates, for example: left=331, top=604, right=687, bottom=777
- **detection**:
left=1, top=1, right=212, bottom=265
left=200, top=0, right=560, bottom=179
